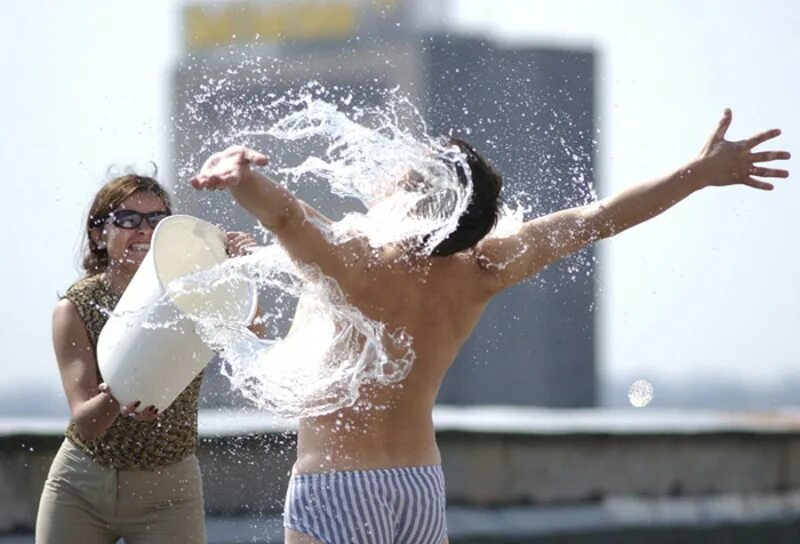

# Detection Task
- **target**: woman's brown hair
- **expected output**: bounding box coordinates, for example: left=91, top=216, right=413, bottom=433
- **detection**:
left=81, top=174, right=172, bottom=277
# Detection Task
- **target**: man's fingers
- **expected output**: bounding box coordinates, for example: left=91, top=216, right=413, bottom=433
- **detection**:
left=204, top=175, right=226, bottom=189
left=743, top=177, right=774, bottom=191
left=751, top=151, right=791, bottom=163
left=244, top=149, right=269, bottom=166
left=192, top=174, right=228, bottom=190
left=746, top=128, right=782, bottom=149
left=711, top=108, right=733, bottom=143
left=192, top=147, right=266, bottom=192
left=750, top=166, right=789, bottom=178
left=192, top=176, right=211, bottom=189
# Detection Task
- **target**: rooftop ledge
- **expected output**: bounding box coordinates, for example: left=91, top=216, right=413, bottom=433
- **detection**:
left=2, top=405, right=800, bottom=438
left=4, top=406, right=800, bottom=541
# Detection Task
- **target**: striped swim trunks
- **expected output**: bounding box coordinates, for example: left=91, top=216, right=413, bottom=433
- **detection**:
left=284, top=465, right=447, bottom=543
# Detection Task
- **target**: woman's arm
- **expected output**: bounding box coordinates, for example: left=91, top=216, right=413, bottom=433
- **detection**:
left=52, top=299, right=156, bottom=441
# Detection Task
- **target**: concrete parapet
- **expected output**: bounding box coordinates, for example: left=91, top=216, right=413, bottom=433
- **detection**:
left=3, top=407, right=800, bottom=535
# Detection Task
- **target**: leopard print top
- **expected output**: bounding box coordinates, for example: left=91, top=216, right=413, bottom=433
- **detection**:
left=63, top=274, right=203, bottom=470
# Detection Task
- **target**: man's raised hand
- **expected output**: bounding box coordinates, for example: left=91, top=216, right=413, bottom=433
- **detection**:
left=191, top=145, right=269, bottom=191
left=697, top=108, right=790, bottom=191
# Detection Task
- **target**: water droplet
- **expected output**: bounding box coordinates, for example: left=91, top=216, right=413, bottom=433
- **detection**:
left=628, top=379, right=654, bottom=408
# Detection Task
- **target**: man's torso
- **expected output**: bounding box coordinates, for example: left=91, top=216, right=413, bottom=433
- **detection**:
left=294, top=247, right=492, bottom=474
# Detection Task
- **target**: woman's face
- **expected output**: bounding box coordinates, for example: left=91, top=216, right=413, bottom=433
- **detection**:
left=96, top=191, right=169, bottom=272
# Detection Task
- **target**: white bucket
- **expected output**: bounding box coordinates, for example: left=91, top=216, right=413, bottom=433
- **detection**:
left=97, top=215, right=257, bottom=411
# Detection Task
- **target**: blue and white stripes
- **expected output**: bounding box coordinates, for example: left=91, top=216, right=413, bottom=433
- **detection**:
left=284, top=465, right=447, bottom=543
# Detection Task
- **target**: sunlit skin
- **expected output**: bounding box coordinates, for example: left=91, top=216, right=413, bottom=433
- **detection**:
left=52, top=190, right=261, bottom=441
left=192, top=109, right=789, bottom=544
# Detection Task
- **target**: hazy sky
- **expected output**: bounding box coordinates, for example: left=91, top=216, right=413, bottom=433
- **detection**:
left=453, top=0, right=800, bottom=391
left=2, top=0, right=797, bottom=410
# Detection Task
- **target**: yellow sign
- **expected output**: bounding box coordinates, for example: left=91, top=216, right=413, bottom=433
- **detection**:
left=184, top=2, right=363, bottom=50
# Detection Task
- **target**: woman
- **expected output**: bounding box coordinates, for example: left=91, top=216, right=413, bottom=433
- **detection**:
left=36, top=173, right=260, bottom=543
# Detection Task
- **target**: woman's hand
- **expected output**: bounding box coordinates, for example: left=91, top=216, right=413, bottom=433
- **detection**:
left=223, top=233, right=268, bottom=338
left=99, top=383, right=159, bottom=422
left=695, top=108, right=790, bottom=190
left=225, top=231, right=258, bottom=257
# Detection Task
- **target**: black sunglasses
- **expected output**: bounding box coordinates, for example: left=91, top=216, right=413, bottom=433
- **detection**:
left=102, top=210, right=171, bottom=230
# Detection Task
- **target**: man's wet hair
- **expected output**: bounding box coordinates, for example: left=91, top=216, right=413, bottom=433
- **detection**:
left=430, top=137, right=503, bottom=257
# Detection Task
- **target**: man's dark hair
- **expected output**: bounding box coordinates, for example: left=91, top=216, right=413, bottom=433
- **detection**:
left=430, top=137, right=503, bottom=256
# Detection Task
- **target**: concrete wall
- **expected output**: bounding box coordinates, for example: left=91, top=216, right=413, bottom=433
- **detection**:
left=4, top=407, right=800, bottom=538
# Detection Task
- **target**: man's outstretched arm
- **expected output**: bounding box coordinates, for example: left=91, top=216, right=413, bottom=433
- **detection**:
left=477, top=109, right=790, bottom=293
left=191, top=146, right=367, bottom=284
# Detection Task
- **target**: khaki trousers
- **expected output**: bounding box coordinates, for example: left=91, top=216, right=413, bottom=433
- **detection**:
left=36, top=439, right=205, bottom=544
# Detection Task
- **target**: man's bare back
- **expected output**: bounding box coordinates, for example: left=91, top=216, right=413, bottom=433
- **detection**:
left=293, top=247, right=490, bottom=474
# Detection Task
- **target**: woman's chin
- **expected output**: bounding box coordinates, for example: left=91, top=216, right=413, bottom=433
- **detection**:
left=122, top=251, right=147, bottom=269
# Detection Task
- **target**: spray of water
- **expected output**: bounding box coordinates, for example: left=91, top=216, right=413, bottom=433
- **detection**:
left=235, top=84, right=478, bottom=255
left=182, top=246, right=414, bottom=417
left=109, top=60, right=596, bottom=418
left=179, top=86, right=470, bottom=417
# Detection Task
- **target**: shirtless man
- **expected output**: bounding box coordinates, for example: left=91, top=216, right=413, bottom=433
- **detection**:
left=191, top=109, right=789, bottom=544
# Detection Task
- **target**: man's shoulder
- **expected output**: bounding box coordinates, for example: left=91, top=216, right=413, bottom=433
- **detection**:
left=360, top=247, right=490, bottom=298
left=419, top=251, right=489, bottom=295
left=433, top=249, right=487, bottom=276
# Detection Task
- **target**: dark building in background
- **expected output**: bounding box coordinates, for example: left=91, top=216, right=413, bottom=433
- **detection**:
left=172, top=0, right=597, bottom=408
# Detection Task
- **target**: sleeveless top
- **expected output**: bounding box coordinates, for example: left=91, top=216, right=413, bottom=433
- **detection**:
left=62, top=274, right=203, bottom=470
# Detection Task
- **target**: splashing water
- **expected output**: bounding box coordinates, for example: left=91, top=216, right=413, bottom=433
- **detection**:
left=240, top=85, right=477, bottom=254
left=125, top=68, right=595, bottom=418
left=186, top=86, right=473, bottom=417
left=179, top=84, right=499, bottom=417
left=186, top=246, right=414, bottom=417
